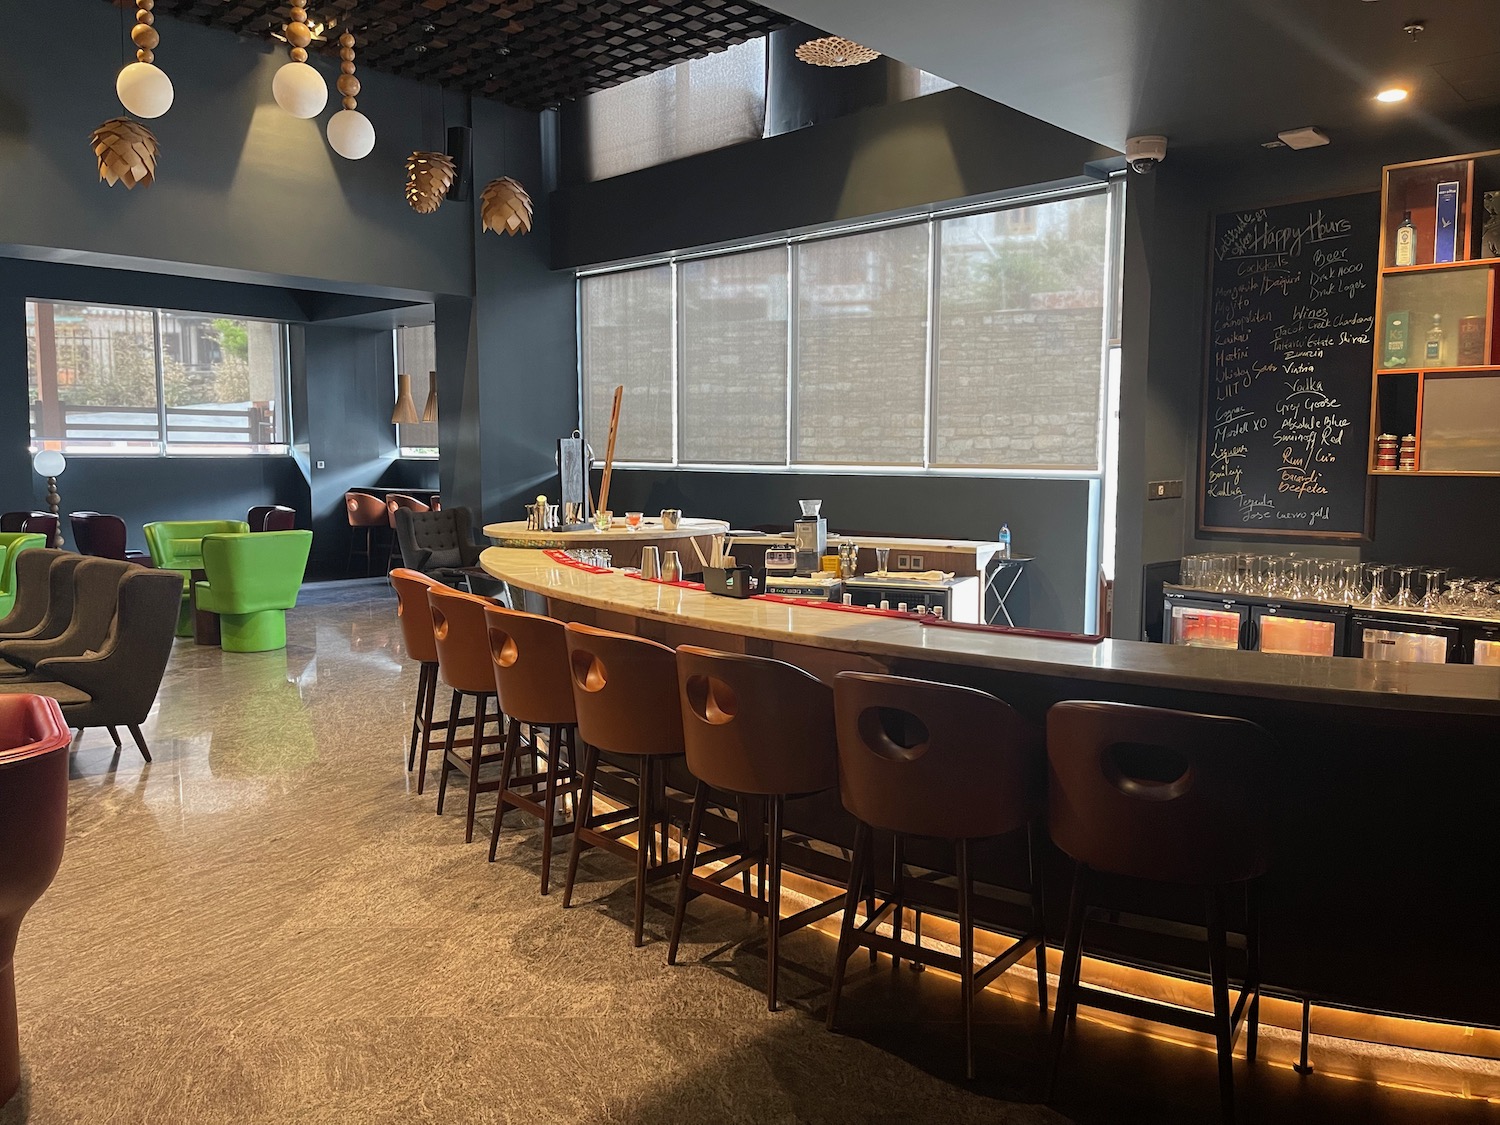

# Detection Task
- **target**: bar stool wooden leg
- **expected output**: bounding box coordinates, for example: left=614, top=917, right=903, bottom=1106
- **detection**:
left=668, top=779, right=710, bottom=966
left=489, top=718, right=523, bottom=862
left=827, top=819, right=873, bottom=1032
left=539, top=724, right=563, bottom=895
left=1028, top=820, right=1049, bottom=1016
left=633, top=756, right=653, bottom=947
left=462, top=694, right=489, bottom=843
left=1246, top=881, right=1262, bottom=1064
left=891, top=833, right=905, bottom=973
left=436, top=691, right=463, bottom=813
left=1205, top=884, right=1236, bottom=1122
left=1047, top=861, right=1090, bottom=1100
left=407, top=663, right=431, bottom=772
left=415, top=669, right=443, bottom=794
left=562, top=741, right=600, bottom=909
left=957, top=837, right=976, bottom=1080
left=766, top=793, right=785, bottom=1012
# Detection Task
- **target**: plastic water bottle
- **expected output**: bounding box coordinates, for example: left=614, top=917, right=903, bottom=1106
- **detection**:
left=998, top=523, right=1012, bottom=560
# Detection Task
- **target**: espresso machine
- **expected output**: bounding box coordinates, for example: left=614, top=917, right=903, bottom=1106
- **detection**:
left=794, top=499, right=827, bottom=576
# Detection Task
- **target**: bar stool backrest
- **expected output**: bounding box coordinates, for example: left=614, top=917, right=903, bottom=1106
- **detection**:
left=390, top=568, right=440, bottom=663
left=1047, top=700, right=1274, bottom=885
left=833, top=671, right=1041, bottom=840
left=563, top=621, right=684, bottom=758
left=426, top=585, right=496, bottom=695
left=676, top=644, right=837, bottom=796
left=345, top=492, right=387, bottom=528
left=485, top=604, right=575, bottom=727
left=386, top=494, right=430, bottom=526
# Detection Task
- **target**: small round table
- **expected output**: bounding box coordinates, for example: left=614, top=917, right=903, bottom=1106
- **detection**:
left=482, top=517, right=730, bottom=571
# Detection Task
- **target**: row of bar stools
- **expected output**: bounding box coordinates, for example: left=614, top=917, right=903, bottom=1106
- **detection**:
left=561, top=623, right=687, bottom=948
left=826, top=672, right=1048, bottom=1080
left=427, top=585, right=509, bottom=843
left=484, top=605, right=580, bottom=895
left=669, top=645, right=847, bottom=1011
left=1045, top=700, right=1271, bottom=1122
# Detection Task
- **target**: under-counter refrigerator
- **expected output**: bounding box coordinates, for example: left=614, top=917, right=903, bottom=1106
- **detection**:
left=1350, top=615, right=1460, bottom=663
left=1163, top=596, right=1249, bottom=649
left=1464, top=624, right=1500, bottom=666
left=1249, top=604, right=1347, bottom=657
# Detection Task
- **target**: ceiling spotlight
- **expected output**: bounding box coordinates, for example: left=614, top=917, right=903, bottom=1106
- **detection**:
left=1375, top=87, right=1409, bottom=102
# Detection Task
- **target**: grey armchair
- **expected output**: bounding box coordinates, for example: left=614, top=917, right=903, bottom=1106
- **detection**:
left=0, top=558, right=134, bottom=680
left=0, top=549, right=74, bottom=638
left=394, top=506, right=482, bottom=582
left=0, top=568, right=182, bottom=761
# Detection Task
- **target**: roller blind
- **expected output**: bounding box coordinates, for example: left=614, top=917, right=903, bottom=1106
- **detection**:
left=580, top=265, right=675, bottom=463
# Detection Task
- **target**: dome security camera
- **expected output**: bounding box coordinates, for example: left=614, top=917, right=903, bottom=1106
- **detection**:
left=1125, top=135, right=1168, bottom=174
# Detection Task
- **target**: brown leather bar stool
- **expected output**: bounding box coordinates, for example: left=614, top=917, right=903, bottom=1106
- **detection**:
left=669, top=645, right=846, bottom=1010
left=390, top=568, right=471, bottom=788
left=345, top=492, right=388, bottom=578
left=561, top=622, right=686, bottom=947
left=827, top=671, right=1048, bottom=1080
left=1045, top=700, right=1273, bottom=1122
left=426, top=585, right=508, bottom=842
left=0, top=694, right=72, bottom=1106
left=484, top=603, right=580, bottom=894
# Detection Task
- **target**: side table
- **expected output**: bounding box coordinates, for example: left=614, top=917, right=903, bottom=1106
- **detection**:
left=983, top=556, right=1032, bottom=626
left=189, top=569, right=221, bottom=646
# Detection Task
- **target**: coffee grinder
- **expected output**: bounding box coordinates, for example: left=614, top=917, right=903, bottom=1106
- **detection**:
left=794, top=499, right=826, bottom=576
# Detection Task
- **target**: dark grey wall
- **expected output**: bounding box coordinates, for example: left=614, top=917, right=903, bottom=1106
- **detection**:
left=603, top=469, right=1093, bottom=633
left=1111, top=112, right=1500, bottom=638
left=0, top=0, right=469, bottom=297
left=551, top=87, right=1117, bottom=268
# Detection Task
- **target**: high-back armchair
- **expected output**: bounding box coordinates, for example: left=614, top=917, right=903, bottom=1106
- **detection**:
left=394, top=506, right=481, bottom=581
left=71, top=512, right=152, bottom=563
left=194, top=530, right=313, bottom=651
left=0, top=534, right=46, bottom=621
left=247, top=505, right=297, bottom=532
left=142, top=519, right=251, bottom=635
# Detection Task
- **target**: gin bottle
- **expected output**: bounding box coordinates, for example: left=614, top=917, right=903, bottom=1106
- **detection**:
left=1395, top=210, right=1417, bottom=266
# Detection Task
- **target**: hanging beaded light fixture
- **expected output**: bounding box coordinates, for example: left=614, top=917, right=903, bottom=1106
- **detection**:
left=272, top=5, right=328, bottom=118
left=326, top=30, right=375, bottom=159
left=116, top=0, right=174, bottom=118
left=795, top=36, right=880, bottom=67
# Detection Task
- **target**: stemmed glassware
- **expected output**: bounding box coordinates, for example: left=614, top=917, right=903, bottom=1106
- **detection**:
left=1392, top=566, right=1418, bottom=609
left=1363, top=564, right=1390, bottom=609
left=1420, top=568, right=1447, bottom=612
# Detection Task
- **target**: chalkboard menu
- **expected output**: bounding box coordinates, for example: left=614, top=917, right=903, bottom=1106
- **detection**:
left=1199, top=192, right=1378, bottom=539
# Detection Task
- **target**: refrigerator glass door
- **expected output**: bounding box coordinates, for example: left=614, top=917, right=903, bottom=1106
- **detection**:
left=1258, top=614, right=1338, bottom=657
left=1169, top=604, right=1242, bottom=649
left=1473, top=638, right=1500, bottom=666
left=1360, top=627, right=1452, bottom=663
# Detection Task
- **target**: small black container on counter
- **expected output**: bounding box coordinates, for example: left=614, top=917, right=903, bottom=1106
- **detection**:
left=702, top=565, right=755, bottom=599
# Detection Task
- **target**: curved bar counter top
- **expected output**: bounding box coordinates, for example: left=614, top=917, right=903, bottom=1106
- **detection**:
left=481, top=545, right=1500, bottom=1038
left=483, top=517, right=730, bottom=571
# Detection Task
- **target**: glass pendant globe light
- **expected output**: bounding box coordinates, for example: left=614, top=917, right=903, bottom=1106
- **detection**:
left=326, top=32, right=374, bottom=159
left=117, top=0, right=174, bottom=118
left=273, top=6, right=327, bottom=119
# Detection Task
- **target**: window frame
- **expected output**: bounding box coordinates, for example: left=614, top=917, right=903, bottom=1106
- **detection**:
left=578, top=179, right=1124, bottom=481
left=25, top=298, right=292, bottom=457
left=392, top=324, right=439, bottom=460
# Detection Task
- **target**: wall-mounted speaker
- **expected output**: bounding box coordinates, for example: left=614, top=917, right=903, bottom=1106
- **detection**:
left=446, top=125, right=473, bottom=202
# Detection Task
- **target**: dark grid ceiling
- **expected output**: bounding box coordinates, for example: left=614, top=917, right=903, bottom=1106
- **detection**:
left=134, top=0, right=789, bottom=110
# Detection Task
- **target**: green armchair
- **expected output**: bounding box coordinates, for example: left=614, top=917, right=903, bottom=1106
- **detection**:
left=143, top=520, right=251, bottom=635
left=0, top=534, right=46, bottom=620
left=194, top=531, right=313, bottom=652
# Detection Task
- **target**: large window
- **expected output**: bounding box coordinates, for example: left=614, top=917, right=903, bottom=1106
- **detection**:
left=581, top=39, right=767, bottom=182
left=579, top=185, right=1118, bottom=473
left=394, top=324, right=438, bottom=458
left=26, top=301, right=288, bottom=454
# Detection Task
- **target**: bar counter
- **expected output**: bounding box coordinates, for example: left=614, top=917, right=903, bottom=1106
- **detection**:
left=480, top=546, right=1500, bottom=1035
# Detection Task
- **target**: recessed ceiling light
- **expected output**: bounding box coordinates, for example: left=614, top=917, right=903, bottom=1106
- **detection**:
left=1375, top=87, right=1409, bottom=102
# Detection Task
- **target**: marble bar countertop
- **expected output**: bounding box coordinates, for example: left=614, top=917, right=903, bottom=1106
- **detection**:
left=480, top=546, right=1500, bottom=718
left=483, top=517, right=730, bottom=548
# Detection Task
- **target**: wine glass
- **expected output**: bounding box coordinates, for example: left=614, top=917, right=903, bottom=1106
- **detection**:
left=1364, top=564, right=1390, bottom=608
left=1392, top=566, right=1417, bottom=608
left=1420, top=568, right=1447, bottom=612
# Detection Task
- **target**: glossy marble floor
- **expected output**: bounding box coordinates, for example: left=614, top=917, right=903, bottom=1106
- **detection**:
left=2, top=582, right=1496, bottom=1125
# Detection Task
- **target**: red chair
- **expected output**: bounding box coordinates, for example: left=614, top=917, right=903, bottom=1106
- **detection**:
left=0, top=694, right=72, bottom=1106
left=68, top=513, right=151, bottom=564
left=247, top=505, right=296, bottom=532
left=2, top=513, right=57, bottom=545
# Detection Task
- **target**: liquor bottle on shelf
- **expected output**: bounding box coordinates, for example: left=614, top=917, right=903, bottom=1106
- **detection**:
left=1395, top=210, right=1417, bottom=266
left=1425, top=313, right=1446, bottom=366
left=1382, top=309, right=1409, bottom=367
left=1458, top=315, right=1486, bottom=366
